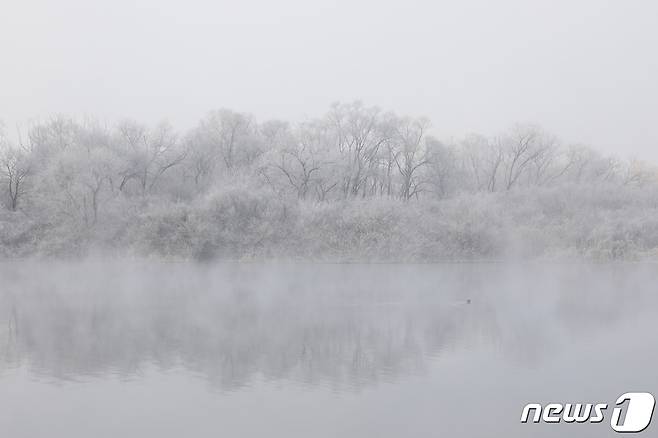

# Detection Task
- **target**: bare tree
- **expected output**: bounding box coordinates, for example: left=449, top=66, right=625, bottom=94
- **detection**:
left=267, top=121, right=337, bottom=200
left=501, top=125, right=548, bottom=190
left=274, top=147, right=320, bottom=200
left=392, top=117, right=430, bottom=200
left=0, top=142, right=31, bottom=211
left=327, top=102, right=394, bottom=198
left=461, top=134, right=503, bottom=192
left=425, top=138, right=460, bottom=198
left=197, top=110, right=260, bottom=171
left=115, top=121, right=186, bottom=195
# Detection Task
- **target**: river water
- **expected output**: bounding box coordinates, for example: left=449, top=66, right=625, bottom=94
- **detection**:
left=0, top=261, right=656, bottom=437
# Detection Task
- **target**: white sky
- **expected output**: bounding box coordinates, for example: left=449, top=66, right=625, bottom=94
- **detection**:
left=1, top=0, right=657, bottom=161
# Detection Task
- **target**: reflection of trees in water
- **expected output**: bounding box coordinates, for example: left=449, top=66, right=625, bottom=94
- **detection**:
left=0, top=292, right=486, bottom=391
left=0, top=263, right=501, bottom=390
left=0, top=262, right=654, bottom=390
left=1, top=304, right=19, bottom=365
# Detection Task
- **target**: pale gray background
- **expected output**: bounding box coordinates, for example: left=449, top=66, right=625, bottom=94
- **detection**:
left=1, top=0, right=656, bottom=160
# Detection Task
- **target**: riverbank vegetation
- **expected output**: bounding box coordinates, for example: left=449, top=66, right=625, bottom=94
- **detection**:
left=1, top=102, right=657, bottom=260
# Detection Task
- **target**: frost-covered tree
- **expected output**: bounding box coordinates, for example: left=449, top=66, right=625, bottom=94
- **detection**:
left=327, top=102, right=396, bottom=198
left=114, top=120, right=186, bottom=196
left=1, top=103, right=657, bottom=260
left=391, top=117, right=430, bottom=200
left=0, top=129, right=31, bottom=211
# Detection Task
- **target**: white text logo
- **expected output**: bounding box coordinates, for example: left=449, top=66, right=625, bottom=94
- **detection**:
left=521, top=392, right=655, bottom=433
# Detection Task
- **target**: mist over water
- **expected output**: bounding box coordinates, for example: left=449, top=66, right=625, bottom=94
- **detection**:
left=3, top=1, right=657, bottom=436
left=1, top=261, right=656, bottom=437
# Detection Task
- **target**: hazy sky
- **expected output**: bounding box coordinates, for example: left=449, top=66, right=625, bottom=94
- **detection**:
left=1, top=0, right=657, bottom=160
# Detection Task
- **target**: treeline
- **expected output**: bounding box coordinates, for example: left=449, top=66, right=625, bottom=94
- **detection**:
left=1, top=102, right=657, bottom=260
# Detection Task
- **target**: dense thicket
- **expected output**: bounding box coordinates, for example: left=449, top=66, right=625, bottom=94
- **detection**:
left=1, top=102, right=657, bottom=260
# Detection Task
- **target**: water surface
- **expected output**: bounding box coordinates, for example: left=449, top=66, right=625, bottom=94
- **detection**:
left=1, top=262, right=656, bottom=437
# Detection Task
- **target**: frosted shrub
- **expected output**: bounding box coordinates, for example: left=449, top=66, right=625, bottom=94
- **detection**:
left=195, top=186, right=296, bottom=259
left=125, top=203, right=199, bottom=258
left=299, top=199, right=410, bottom=261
